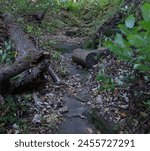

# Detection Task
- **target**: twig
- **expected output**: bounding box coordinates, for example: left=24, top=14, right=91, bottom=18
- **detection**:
left=48, top=66, right=61, bottom=84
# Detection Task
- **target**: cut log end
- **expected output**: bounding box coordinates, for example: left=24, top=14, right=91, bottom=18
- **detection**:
left=86, top=53, right=98, bottom=68
left=71, top=48, right=107, bottom=68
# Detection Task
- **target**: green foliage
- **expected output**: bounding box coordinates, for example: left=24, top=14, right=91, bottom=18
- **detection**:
left=83, top=39, right=96, bottom=49
left=105, top=3, right=150, bottom=73
left=0, top=96, right=18, bottom=125
left=125, top=14, right=135, bottom=29
left=41, top=21, right=57, bottom=33
left=52, top=51, right=61, bottom=60
left=144, top=100, right=150, bottom=107
left=26, top=25, right=34, bottom=33
left=62, top=1, right=81, bottom=12
left=0, top=41, right=15, bottom=64
left=43, top=40, right=57, bottom=49
left=0, top=95, right=29, bottom=133
left=25, top=23, right=44, bottom=36
left=141, top=2, right=150, bottom=21
left=96, top=74, right=116, bottom=91
left=1, top=0, right=58, bottom=14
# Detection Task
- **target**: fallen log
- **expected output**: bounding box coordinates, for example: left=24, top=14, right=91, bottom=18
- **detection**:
left=0, top=12, right=46, bottom=93
left=0, top=13, right=44, bottom=85
left=0, top=51, right=44, bottom=82
left=71, top=47, right=107, bottom=68
left=0, top=12, right=62, bottom=94
left=2, top=12, right=41, bottom=59
left=10, top=62, right=46, bottom=91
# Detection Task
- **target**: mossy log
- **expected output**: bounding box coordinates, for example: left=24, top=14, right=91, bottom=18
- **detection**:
left=0, top=12, right=46, bottom=93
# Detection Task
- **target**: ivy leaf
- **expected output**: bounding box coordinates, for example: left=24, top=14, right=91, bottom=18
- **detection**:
left=134, top=64, right=150, bottom=72
left=125, top=14, right=135, bottom=29
left=141, top=3, right=150, bottom=21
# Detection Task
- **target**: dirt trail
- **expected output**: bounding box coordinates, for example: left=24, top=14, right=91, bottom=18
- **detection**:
left=42, top=30, right=99, bottom=133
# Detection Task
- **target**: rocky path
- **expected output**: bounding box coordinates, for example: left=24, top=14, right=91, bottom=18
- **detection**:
left=58, top=49, right=97, bottom=134
left=26, top=29, right=101, bottom=134
left=48, top=32, right=99, bottom=133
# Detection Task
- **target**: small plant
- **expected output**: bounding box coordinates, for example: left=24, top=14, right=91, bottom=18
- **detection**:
left=96, top=74, right=116, bottom=91
left=43, top=40, right=57, bottom=49
left=144, top=100, right=150, bottom=107
left=26, top=24, right=44, bottom=36
left=104, top=3, right=150, bottom=73
left=52, top=51, right=61, bottom=61
left=0, top=41, right=15, bottom=64
left=0, top=96, right=18, bottom=133
left=0, top=95, right=29, bottom=133
left=26, top=25, right=34, bottom=33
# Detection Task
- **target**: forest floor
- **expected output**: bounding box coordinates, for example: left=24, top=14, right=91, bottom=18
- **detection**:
left=0, top=2, right=150, bottom=134
left=34, top=27, right=149, bottom=134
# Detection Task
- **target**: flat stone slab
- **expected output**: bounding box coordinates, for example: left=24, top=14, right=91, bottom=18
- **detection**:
left=58, top=95, right=96, bottom=134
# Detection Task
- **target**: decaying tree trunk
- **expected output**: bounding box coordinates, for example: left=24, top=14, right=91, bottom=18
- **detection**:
left=9, top=62, right=46, bottom=91
left=0, top=52, right=44, bottom=82
left=0, top=13, right=45, bottom=82
left=0, top=12, right=61, bottom=94
left=71, top=48, right=107, bottom=68
left=0, top=13, right=48, bottom=93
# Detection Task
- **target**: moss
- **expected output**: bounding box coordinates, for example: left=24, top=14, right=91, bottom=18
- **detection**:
left=90, top=110, right=120, bottom=134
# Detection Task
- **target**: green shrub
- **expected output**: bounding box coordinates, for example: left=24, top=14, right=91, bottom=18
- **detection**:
left=104, top=3, right=150, bottom=73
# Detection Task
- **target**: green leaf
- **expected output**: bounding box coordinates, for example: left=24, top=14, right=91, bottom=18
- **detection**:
left=125, top=14, right=135, bottom=29
left=105, top=41, right=121, bottom=55
left=96, top=74, right=107, bottom=82
left=118, top=24, right=130, bottom=35
left=144, top=100, right=150, bottom=107
left=138, top=47, right=150, bottom=55
left=105, top=41, right=131, bottom=61
left=114, top=34, right=124, bottom=46
left=2, top=53, right=7, bottom=63
left=145, top=55, right=150, bottom=62
left=127, top=34, right=145, bottom=48
left=141, top=3, right=150, bottom=21
left=144, top=31, right=150, bottom=47
left=134, top=64, right=150, bottom=71
left=140, top=21, right=150, bottom=31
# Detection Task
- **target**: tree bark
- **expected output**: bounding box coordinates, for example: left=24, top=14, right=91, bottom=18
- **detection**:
left=0, top=51, right=44, bottom=82
left=48, top=66, right=61, bottom=84
left=10, top=62, right=46, bottom=92
left=0, top=12, right=46, bottom=93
